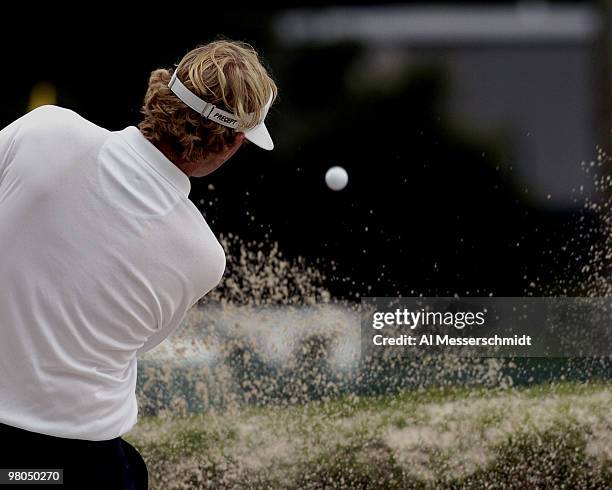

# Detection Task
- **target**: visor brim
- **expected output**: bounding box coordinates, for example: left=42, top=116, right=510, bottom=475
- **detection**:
left=244, top=122, right=274, bottom=151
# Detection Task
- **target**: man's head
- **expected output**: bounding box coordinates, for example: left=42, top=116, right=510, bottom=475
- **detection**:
left=139, top=40, right=277, bottom=177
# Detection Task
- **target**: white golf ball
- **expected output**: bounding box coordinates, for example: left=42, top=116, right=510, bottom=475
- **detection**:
left=325, top=166, right=349, bottom=191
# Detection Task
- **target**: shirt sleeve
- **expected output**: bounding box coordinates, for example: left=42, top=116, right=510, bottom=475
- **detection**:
left=136, top=250, right=225, bottom=358
left=0, top=115, right=25, bottom=181
left=135, top=299, right=197, bottom=358
left=0, top=107, right=59, bottom=180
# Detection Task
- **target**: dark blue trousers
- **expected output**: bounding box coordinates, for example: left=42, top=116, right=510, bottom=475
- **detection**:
left=0, top=422, right=148, bottom=489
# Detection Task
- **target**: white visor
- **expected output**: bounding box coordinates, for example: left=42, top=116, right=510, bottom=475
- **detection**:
left=168, top=71, right=274, bottom=151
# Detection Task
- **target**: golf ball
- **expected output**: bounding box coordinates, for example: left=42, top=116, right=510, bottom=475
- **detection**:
left=325, top=166, right=348, bottom=191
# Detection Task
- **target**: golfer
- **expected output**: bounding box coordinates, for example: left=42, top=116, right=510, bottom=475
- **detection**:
left=0, top=39, right=277, bottom=488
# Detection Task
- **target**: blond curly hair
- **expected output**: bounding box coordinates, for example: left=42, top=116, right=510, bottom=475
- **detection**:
left=138, top=40, right=277, bottom=162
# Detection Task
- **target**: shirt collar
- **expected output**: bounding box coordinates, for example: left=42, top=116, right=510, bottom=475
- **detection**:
left=115, top=126, right=191, bottom=198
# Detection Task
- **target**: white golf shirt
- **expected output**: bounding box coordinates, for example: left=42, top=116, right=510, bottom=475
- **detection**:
left=0, top=105, right=225, bottom=440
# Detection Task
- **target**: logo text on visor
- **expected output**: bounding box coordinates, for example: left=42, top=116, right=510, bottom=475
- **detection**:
left=168, top=72, right=243, bottom=130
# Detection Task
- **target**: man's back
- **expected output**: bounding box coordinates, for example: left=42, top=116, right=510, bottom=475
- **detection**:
left=0, top=105, right=225, bottom=441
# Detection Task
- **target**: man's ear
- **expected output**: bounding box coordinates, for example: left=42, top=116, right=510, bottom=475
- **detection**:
left=234, top=132, right=246, bottom=146
left=220, top=132, right=246, bottom=162
left=227, top=132, right=245, bottom=153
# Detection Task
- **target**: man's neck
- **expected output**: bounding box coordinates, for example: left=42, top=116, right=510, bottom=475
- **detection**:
left=140, top=130, right=196, bottom=177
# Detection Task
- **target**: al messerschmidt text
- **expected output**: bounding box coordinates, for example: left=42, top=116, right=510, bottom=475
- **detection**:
left=372, top=334, right=532, bottom=347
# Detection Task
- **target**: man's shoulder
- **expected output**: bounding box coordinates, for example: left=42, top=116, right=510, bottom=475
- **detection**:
left=24, top=104, right=82, bottom=124
left=30, top=104, right=74, bottom=115
left=19, top=105, right=109, bottom=139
